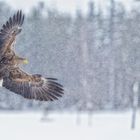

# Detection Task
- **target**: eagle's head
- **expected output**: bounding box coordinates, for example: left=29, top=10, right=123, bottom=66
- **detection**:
left=14, top=56, right=29, bottom=65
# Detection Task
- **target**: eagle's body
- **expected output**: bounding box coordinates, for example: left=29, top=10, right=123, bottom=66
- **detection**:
left=0, top=11, right=64, bottom=101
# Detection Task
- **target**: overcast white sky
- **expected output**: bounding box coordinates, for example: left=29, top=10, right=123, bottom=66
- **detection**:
left=0, top=0, right=138, bottom=15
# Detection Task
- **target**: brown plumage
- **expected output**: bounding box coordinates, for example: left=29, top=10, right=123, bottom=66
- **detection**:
left=0, top=10, right=64, bottom=101
left=0, top=10, right=24, bottom=60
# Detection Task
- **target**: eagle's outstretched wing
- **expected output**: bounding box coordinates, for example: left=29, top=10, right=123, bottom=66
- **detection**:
left=0, top=10, right=24, bottom=58
left=2, top=68, right=64, bottom=101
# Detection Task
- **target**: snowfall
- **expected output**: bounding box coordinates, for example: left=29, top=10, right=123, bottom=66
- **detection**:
left=0, top=111, right=139, bottom=140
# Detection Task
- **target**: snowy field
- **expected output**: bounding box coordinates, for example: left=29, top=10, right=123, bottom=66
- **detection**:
left=0, top=111, right=140, bottom=140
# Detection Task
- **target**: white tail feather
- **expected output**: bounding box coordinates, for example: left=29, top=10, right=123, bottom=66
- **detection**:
left=0, top=79, right=3, bottom=87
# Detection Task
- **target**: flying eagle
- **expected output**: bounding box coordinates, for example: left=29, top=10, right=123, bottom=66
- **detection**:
left=0, top=10, right=64, bottom=101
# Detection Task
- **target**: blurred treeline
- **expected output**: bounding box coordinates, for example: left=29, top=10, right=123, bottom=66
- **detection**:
left=0, top=0, right=140, bottom=111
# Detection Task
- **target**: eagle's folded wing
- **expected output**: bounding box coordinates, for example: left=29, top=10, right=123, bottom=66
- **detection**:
left=2, top=69, right=64, bottom=101
left=0, top=10, right=24, bottom=58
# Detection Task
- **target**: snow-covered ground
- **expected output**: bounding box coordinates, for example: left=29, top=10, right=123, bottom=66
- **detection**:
left=0, top=111, right=139, bottom=140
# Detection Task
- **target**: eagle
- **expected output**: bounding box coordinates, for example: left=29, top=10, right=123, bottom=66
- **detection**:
left=0, top=10, right=64, bottom=101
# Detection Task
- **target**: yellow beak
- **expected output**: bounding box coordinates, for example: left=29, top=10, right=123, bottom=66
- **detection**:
left=23, top=59, right=29, bottom=64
